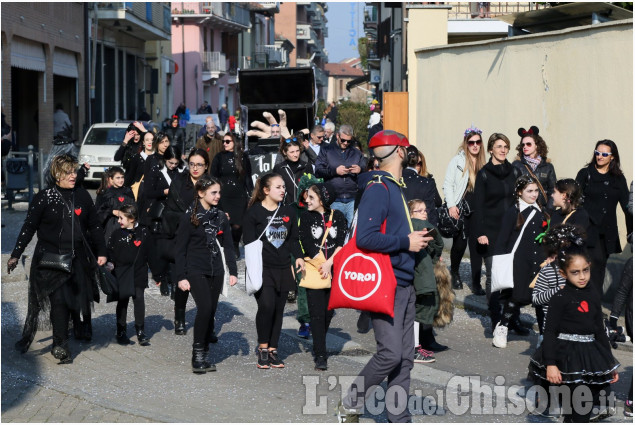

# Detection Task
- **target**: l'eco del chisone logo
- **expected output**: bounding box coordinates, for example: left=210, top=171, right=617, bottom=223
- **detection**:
left=337, top=253, right=383, bottom=301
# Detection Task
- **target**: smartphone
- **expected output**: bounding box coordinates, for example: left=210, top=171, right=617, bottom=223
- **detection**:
left=425, top=228, right=438, bottom=238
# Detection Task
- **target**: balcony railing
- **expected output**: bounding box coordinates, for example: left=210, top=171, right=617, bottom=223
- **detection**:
left=364, top=5, right=378, bottom=26
left=202, top=51, right=227, bottom=74
left=448, top=2, right=545, bottom=20
left=173, top=3, right=250, bottom=27
left=255, top=45, right=285, bottom=66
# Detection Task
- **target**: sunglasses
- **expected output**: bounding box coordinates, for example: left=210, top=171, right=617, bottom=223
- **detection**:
left=270, top=124, right=280, bottom=128
left=285, top=137, right=298, bottom=143
left=467, top=140, right=482, bottom=146
left=339, top=138, right=352, bottom=144
left=594, top=150, right=612, bottom=158
left=223, top=139, right=233, bottom=144
left=522, top=142, right=534, bottom=147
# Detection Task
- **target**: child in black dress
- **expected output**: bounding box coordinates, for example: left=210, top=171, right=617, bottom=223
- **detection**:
left=528, top=232, right=619, bottom=422
left=96, top=167, right=136, bottom=244
left=107, top=204, right=151, bottom=346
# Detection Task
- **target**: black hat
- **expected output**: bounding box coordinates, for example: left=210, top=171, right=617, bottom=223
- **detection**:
left=311, top=182, right=336, bottom=207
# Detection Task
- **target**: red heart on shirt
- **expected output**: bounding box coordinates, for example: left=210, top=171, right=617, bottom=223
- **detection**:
left=133, top=240, right=141, bottom=247
left=74, top=208, right=82, bottom=216
left=325, top=221, right=332, bottom=228
left=577, top=300, right=589, bottom=313
left=217, top=230, right=223, bottom=235
left=207, top=147, right=210, bottom=152
left=118, top=197, right=124, bottom=202
left=282, top=216, right=290, bottom=223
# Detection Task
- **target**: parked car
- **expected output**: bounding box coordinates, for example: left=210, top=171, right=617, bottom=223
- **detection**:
left=78, top=121, right=159, bottom=182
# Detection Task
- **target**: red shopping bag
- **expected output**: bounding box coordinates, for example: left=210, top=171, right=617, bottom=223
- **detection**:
left=328, top=221, right=397, bottom=317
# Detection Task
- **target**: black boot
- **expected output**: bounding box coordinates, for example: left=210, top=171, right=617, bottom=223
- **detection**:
left=51, top=341, right=72, bottom=364
left=116, top=324, right=131, bottom=345
left=451, top=271, right=463, bottom=290
left=314, top=355, right=328, bottom=371
left=192, top=343, right=215, bottom=373
left=509, top=319, right=531, bottom=336
left=135, top=325, right=150, bottom=346
left=420, top=327, right=449, bottom=352
left=174, top=309, right=187, bottom=335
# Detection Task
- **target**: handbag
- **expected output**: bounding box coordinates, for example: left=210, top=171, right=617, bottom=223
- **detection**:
left=437, top=197, right=472, bottom=239
left=97, top=266, right=118, bottom=298
left=245, top=206, right=279, bottom=295
left=299, top=210, right=334, bottom=290
left=215, top=238, right=230, bottom=298
left=328, top=219, right=398, bottom=317
left=39, top=191, right=75, bottom=273
left=491, top=209, right=537, bottom=293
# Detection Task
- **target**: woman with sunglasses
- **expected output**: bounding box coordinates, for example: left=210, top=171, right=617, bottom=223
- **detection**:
left=162, top=148, right=211, bottom=335
left=575, top=140, right=632, bottom=297
left=211, top=133, right=253, bottom=255
left=512, top=126, right=557, bottom=208
left=442, top=126, right=487, bottom=294
left=273, top=137, right=309, bottom=206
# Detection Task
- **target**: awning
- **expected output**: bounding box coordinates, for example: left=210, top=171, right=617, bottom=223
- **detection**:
left=346, top=74, right=370, bottom=92
left=11, top=37, right=45, bottom=72
left=53, top=49, right=78, bottom=78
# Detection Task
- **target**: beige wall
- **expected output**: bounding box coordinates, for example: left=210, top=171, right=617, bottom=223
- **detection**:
left=407, top=6, right=449, bottom=142
left=414, top=19, right=633, bottom=238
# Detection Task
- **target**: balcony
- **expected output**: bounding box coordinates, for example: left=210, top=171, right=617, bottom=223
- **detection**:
left=201, top=51, right=227, bottom=79
left=255, top=45, right=286, bottom=66
left=297, top=24, right=311, bottom=40
left=364, top=5, right=378, bottom=28
left=173, top=3, right=250, bottom=32
left=448, top=2, right=543, bottom=20
left=95, top=2, right=171, bottom=40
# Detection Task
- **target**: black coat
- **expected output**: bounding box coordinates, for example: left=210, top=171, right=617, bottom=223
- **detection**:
left=114, top=140, right=142, bottom=171
left=165, top=126, right=187, bottom=155
left=162, top=173, right=196, bottom=239
left=494, top=205, right=547, bottom=304
left=402, top=168, right=442, bottom=226
left=576, top=165, right=632, bottom=253
left=108, top=225, right=151, bottom=299
left=512, top=156, right=557, bottom=208
left=549, top=206, right=590, bottom=231
left=273, top=159, right=310, bottom=206
left=95, top=186, right=136, bottom=243
left=473, top=159, right=522, bottom=257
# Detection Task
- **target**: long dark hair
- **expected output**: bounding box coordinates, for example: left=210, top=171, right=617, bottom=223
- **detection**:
left=188, top=148, right=210, bottom=174
left=161, top=145, right=182, bottom=169
left=223, top=132, right=245, bottom=177
left=554, top=178, right=583, bottom=214
left=586, top=139, right=623, bottom=176
left=153, top=132, right=170, bottom=153
left=190, top=175, right=221, bottom=227
left=248, top=172, right=282, bottom=208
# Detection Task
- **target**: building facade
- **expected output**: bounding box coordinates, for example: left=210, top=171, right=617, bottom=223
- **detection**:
left=325, top=59, right=369, bottom=103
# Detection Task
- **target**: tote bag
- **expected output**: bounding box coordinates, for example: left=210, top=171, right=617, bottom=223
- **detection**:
left=245, top=207, right=279, bottom=295
left=491, top=210, right=536, bottom=293
left=328, top=220, right=398, bottom=317
left=215, top=238, right=231, bottom=298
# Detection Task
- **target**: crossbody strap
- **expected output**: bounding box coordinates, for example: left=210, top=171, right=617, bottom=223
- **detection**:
left=257, top=206, right=280, bottom=241
left=523, top=164, right=547, bottom=203
left=319, top=210, right=335, bottom=250
left=511, top=209, right=537, bottom=255
left=562, top=209, right=576, bottom=224
left=55, top=187, right=75, bottom=257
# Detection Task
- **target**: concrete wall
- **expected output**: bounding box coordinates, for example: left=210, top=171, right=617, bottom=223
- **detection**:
left=413, top=19, right=633, bottom=239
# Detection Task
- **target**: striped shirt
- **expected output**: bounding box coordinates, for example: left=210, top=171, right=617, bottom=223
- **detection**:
left=532, top=262, right=565, bottom=321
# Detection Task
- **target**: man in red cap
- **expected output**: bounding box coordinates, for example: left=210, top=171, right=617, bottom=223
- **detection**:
left=338, top=130, right=432, bottom=423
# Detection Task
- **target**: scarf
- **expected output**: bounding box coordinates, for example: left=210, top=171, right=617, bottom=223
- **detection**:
left=524, top=155, right=541, bottom=171
left=195, top=204, right=222, bottom=256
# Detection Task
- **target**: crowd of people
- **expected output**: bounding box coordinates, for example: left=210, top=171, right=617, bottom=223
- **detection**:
left=6, top=114, right=632, bottom=421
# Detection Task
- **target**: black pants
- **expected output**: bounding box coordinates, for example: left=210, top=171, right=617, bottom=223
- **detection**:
left=188, top=274, right=223, bottom=346
left=306, top=288, right=334, bottom=358
left=254, top=285, right=288, bottom=347
left=497, top=288, right=522, bottom=327
left=535, top=306, right=545, bottom=334
left=49, top=286, right=71, bottom=349
left=466, top=217, right=486, bottom=290
left=588, top=235, right=608, bottom=299
left=116, top=287, right=145, bottom=327
left=174, top=286, right=190, bottom=311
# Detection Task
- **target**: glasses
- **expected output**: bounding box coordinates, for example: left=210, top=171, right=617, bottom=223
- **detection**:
left=594, top=150, right=612, bottom=158
left=412, top=209, right=426, bottom=214
left=270, top=124, right=280, bottom=128
left=522, top=142, right=534, bottom=147
left=467, top=140, right=482, bottom=146
left=223, top=139, right=233, bottom=144
left=493, top=145, right=509, bottom=150
left=285, top=137, right=298, bottom=143
left=339, top=138, right=352, bottom=144
left=189, top=162, right=206, bottom=169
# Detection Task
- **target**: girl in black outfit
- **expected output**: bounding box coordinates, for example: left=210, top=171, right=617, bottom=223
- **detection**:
left=144, top=145, right=183, bottom=297
left=298, top=182, right=347, bottom=371
left=165, top=115, right=186, bottom=156
left=7, top=155, right=107, bottom=363
left=549, top=178, right=589, bottom=229
left=528, top=237, right=619, bottom=422
left=273, top=138, right=309, bottom=206
left=473, top=133, right=522, bottom=330
left=512, top=126, right=557, bottom=208
left=108, top=204, right=151, bottom=347
left=163, top=148, right=210, bottom=335
left=175, top=176, right=238, bottom=373
left=491, top=175, right=548, bottom=348
left=243, top=173, right=304, bottom=369
left=575, top=140, right=632, bottom=298
left=124, top=130, right=155, bottom=188
left=211, top=132, right=253, bottom=254
left=95, top=167, right=135, bottom=244
left=114, top=122, right=143, bottom=171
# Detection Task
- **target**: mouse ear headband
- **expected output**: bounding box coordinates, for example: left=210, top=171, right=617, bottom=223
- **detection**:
left=518, top=125, right=540, bottom=137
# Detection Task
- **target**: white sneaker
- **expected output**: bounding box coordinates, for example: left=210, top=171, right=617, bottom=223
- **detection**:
left=492, top=322, right=508, bottom=348
left=536, top=334, right=543, bottom=349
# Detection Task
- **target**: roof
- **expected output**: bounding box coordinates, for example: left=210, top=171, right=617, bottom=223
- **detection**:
left=324, top=62, right=364, bottom=78
left=497, top=2, right=632, bottom=34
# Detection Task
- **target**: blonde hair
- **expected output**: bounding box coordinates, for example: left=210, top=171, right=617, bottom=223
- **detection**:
left=459, top=131, right=486, bottom=192
left=50, top=154, right=78, bottom=181
left=407, top=199, right=426, bottom=215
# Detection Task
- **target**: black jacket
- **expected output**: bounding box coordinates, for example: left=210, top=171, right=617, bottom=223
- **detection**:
left=165, top=126, right=187, bottom=155
left=314, top=143, right=367, bottom=201
left=512, top=156, right=557, bottom=208
left=114, top=140, right=142, bottom=171
left=473, top=159, right=522, bottom=257
left=162, top=173, right=196, bottom=239
left=575, top=165, right=632, bottom=252
left=273, top=159, right=310, bottom=206
left=549, top=206, right=590, bottom=230
left=108, top=225, right=151, bottom=289
left=298, top=208, right=348, bottom=260
left=402, top=168, right=442, bottom=226
left=95, top=185, right=136, bottom=243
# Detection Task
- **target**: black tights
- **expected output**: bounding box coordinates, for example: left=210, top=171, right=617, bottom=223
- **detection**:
left=498, top=288, right=522, bottom=327
left=49, top=287, right=71, bottom=349
left=231, top=224, right=242, bottom=253
left=188, top=274, right=223, bottom=346
left=174, top=286, right=189, bottom=311
left=116, top=287, right=146, bottom=327
left=306, top=288, right=334, bottom=358
left=254, top=285, right=287, bottom=347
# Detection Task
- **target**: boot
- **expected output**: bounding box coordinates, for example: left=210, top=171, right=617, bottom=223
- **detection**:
left=451, top=271, right=463, bottom=290
left=509, top=319, right=531, bottom=336
left=192, top=343, right=215, bottom=373
left=51, top=341, right=72, bottom=364
left=116, top=324, right=131, bottom=345
left=135, top=325, right=150, bottom=346
left=174, top=308, right=187, bottom=335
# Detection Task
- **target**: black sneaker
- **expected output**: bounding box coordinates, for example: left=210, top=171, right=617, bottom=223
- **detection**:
left=257, top=348, right=270, bottom=369
left=314, top=355, right=328, bottom=371
left=51, top=346, right=72, bottom=364
left=268, top=349, right=285, bottom=368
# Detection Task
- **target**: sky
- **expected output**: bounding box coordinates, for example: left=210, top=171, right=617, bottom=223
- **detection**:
left=325, top=2, right=364, bottom=63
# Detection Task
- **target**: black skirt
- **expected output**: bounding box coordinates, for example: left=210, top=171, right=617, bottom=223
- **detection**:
left=528, top=337, right=620, bottom=385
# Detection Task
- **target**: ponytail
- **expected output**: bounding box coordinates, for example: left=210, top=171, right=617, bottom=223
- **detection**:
left=249, top=172, right=282, bottom=208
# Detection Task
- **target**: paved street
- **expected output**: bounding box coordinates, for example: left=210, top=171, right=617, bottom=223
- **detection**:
left=1, top=201, right=632, bottom=423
